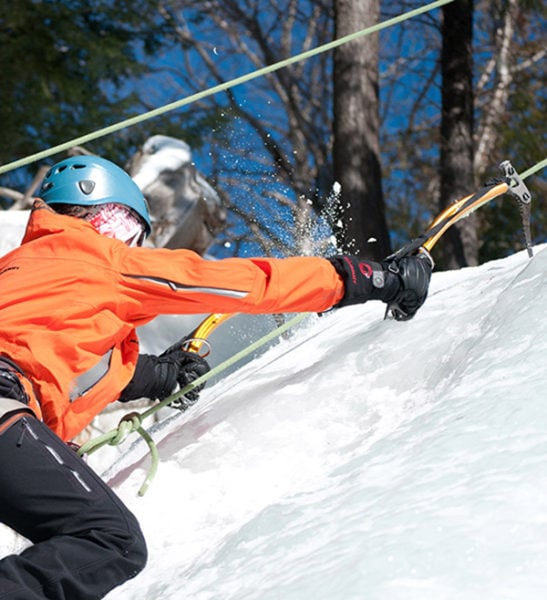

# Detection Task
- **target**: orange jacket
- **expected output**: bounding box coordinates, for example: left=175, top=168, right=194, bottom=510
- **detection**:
left=0, top=200, right=344, bottom=440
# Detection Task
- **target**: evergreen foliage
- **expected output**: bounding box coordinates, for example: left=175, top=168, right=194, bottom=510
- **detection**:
left=0, top=0, right=170, bottom=190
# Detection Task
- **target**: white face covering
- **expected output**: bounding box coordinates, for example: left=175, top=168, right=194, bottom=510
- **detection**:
left=86, top=203, right=146, bottom=247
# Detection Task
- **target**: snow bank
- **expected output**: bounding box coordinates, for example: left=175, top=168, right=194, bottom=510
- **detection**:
left=1, top=209, right=546, bottom=599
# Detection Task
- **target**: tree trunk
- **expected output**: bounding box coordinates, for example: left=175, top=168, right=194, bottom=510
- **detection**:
left=333, top=0, right=390, bottom=260
left=439, top=0, right=476, bottom=268
left=474, top=0, right=517, bottom=176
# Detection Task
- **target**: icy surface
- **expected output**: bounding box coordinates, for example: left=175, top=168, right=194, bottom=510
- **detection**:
left=1, top=212, right=546, bottom=599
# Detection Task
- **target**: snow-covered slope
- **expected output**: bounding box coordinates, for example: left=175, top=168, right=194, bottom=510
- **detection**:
left=1, top=210, right=546, bottom=599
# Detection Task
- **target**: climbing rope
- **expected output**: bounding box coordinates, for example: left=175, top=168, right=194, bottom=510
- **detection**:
left=77, top=154, right=545, bottom=495
left=520, top=157, right=547, bottom=180
left=0, top=0, right=456, bottom=176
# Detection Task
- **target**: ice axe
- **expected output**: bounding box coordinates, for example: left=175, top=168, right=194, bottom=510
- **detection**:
left=388, top=160, right=534, bottom=262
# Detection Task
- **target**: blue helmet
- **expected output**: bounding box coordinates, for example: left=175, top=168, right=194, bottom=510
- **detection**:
left=39, top=155, right=151, bottom=234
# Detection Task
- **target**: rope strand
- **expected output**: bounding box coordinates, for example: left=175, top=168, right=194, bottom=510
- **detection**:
left=0, top=0, right=456, bottom=175
left=77, top=312, right=309, bottom=493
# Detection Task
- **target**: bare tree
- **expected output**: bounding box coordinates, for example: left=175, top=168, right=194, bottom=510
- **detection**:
left=163, top=0, right=390, bottom=259
left=155, top=0, right=336, bottom=256
left=474, top=0, right=545, bottom=175
left=6, top=1, right=541, bottom=264
left=438, top=0, right=545, bottom=267
left=332, top=0, right=390, bottom=260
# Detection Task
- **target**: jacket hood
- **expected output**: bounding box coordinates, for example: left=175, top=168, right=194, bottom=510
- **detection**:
left=22, top=199, right=98, bottom=244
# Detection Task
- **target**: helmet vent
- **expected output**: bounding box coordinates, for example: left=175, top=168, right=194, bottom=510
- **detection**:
left=79, top=180, right=95, bottom=195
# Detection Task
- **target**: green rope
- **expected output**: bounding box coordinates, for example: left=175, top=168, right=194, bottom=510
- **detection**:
left=69, top=151, right=545, bottom=496
left=521, top=157, right=547, bottom=180
left=134, top=425, right=159, bottom=497
left=77, top=147, right=547, bottom=492
left=0, top=0, right=456, bottom=176
left=77, top=312, right=309, bottom=494
left=74, top=148, right=546, bottom=493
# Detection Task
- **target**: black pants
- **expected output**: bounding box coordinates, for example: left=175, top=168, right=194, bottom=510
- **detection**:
left=0, top=414, right=147, bottom=599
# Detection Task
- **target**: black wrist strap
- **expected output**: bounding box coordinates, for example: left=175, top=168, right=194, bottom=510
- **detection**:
left=328, top=256, right=402, bottom=307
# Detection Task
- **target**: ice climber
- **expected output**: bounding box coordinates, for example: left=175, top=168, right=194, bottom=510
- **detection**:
left=0, top=155, right=432, bottom=599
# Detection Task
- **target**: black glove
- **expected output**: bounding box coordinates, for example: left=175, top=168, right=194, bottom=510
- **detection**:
left=328, top=252, right=433, bottom=320
left=161, top=347, right=210, bottom=410
left=119, top=348, right=210, bottom=409
left=384, top=254, right=433, bottom=320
